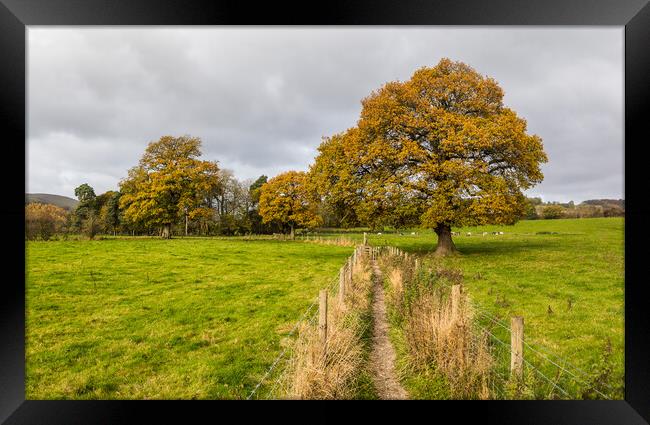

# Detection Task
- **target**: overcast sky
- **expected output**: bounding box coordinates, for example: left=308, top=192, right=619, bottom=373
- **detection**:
left=27, top=27, right=623, bottom=203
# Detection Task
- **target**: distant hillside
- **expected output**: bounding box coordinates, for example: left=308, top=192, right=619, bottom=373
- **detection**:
left=26, top=193, right=79, bottom=211
left=581, top=199, right=625, bottom=209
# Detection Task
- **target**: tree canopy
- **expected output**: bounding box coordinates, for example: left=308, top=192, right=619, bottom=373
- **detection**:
left=310, top=58, right=547, bottom=255
left=119, top=135, right=221, bottom=238
left=259, top=171, right=322, bottom=238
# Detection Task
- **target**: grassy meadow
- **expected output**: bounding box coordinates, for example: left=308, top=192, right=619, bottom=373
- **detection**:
left=26, top=238, right=352, bottom=399
left=364, top=218, right=625, bottom=399
left=26, top=217, right=624, bottom=399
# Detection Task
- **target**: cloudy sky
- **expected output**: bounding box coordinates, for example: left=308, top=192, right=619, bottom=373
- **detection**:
left=27, top=27, right=623, bottom=203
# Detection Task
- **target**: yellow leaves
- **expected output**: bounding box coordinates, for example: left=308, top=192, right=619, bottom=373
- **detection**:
left=26, top=203, right=68, bottom=225
left=119, top=136, right=221, bottom=228
left=259, top=171, right=322, bottom=229
left=310, top=58, right=547, bottom=230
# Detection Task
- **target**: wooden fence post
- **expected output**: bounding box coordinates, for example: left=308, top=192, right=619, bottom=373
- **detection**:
left=348, top=258, right=353, bottom=283
left=510, top=316, right=524, bottom=378
left=339, top=266, right=345, bottom=304
left=319, top=290, right=328, bottom=355
left=363, top=232, right=367, bottom=245
left=451, top=284, right=462, bottom=321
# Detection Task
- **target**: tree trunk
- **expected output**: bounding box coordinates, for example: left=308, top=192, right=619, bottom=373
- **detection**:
left=185, top=214, right=188, bottom=236
left=161, top=223, right=172, bottom=239
left=434, top=224, right=458, bottom=256
left=290, top=223, right=295, bottom=240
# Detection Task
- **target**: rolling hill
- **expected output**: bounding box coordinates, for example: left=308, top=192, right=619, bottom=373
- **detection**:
left=26, top=193, right=79, bottom=211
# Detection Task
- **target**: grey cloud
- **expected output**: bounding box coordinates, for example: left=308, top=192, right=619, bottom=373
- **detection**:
left=28, top=27, right=623, bottom=203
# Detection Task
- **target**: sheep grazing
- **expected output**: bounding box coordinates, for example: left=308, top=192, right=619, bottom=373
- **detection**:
left=499, top=231, right=504, bottom=235
left=482, top=232, right=487, bottom=236
left=411, top=232, right=416, bottom=235
left=377, top=232, right=382, bottom=235
left=466, top=232, right=472, bottom=236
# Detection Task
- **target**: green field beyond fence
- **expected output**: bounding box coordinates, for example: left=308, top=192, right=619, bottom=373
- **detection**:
left=26, top=239, right=352, bottom=399
left=26, top=217, right=623, bottom=399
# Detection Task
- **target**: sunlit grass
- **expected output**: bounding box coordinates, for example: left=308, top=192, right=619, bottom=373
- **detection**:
left=26, top=238, right=353, bottom=399
left=363, top=217, right=624, bottom=398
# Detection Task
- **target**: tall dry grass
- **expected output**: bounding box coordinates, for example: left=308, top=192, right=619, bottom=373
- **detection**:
left=300, top=235, right=357, bottom=247
left=384, top=255, right=494, bottom=399
left=279, top=255, right=372, bottom=399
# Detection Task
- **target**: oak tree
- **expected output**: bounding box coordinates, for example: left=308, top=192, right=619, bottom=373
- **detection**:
left=311, top=58, right=547, bottom=255
left=119, top=135, right=220, bottom=239
left=259, top=171, right=322, bottom=239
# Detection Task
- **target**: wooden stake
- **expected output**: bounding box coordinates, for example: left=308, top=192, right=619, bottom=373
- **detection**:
left=451, top=284, right=462, bottom=321
left=339, top=267, right=345, bottom=304
left=319, top=290, right=328, bottom=354
left=363, top=232, right=367, bottom=245
left=510, top=316, right=524, bottom=378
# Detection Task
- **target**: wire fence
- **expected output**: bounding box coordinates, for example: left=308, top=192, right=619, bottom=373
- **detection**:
left=465, top=298, right=618, bottom=400
left=246, top=274, right=340, bottom=400
left=381, top=245, right=621, bottom=400
left=248, top=243, right=620, bottom=400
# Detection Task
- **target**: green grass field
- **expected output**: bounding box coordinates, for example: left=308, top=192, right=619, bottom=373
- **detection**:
left=26, top=217, right=624, bottom=399
left=364, top=217, right=625, bottom=398
left=26, top=238, right=352, bottom=399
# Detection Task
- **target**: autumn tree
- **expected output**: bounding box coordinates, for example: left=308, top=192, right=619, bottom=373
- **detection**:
left=541, top=204, right=564, bottom=219
left=119, top=135, right=220, bottom=239
left=26, top=203, right=68, bottom=240
left=311, top=58, right=547, bottom=255
left=259, top=171, right=322, bottom=239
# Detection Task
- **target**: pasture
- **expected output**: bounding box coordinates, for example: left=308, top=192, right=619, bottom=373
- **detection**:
left=26, top=217, right=624, bottom=399
left=26, top=238, right=352, bottom=399
left=364, top=217, right=625, bottom=398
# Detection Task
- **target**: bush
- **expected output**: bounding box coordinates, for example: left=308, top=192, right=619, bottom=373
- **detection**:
left=26, top=203, right=68, bottom=240
left=541, top=205, right=564, bottom=219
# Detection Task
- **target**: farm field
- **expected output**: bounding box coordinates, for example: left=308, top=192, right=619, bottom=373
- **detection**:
left=26, top=238, right=352, bottom=399
left=26, top=217, right=624, bottom=399
left=360, top=217, right=625, bottom=398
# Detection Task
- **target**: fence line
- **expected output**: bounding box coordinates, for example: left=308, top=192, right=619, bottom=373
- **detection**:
left=248, top=244, right=373, bottom=400
left=246, top=275, right=339, bottom=400
left=249, top=242, right=614, bottom=400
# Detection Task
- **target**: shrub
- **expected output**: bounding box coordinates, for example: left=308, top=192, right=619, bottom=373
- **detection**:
left=541, top=205, right=564, bottom=219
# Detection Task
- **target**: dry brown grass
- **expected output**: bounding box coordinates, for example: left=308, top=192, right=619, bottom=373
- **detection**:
left=404, top=288, right=493, bottom=399
left=279, top=254, right=372, bottom=399
left=381, top=254, right=494, bottom=400
left=301, top=236, right=357, bottom=247
left=387, top=267, right=404, bottom=309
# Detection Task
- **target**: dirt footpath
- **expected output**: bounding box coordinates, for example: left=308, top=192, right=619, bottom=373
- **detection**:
left=369, top=260, right=409, bottom=400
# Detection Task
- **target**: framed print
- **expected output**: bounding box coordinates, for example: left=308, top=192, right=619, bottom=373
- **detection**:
left=1, top=0, right=649, bottom=423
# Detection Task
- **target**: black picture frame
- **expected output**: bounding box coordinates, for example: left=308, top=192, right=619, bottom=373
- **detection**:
left=1, top=0, right=648, bottom=423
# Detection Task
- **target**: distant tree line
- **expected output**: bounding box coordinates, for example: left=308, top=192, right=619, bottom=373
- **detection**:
left=25, top=136, right=284, bottom=240
left=23, top=59, right=622, bottom=242
left=522, top=197, right=625, bottom=220
left=24, top=133, right=624, bottom=242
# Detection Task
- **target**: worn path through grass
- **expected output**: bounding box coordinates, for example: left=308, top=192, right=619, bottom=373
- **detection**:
left=369, top=259, right=408, bottom=400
